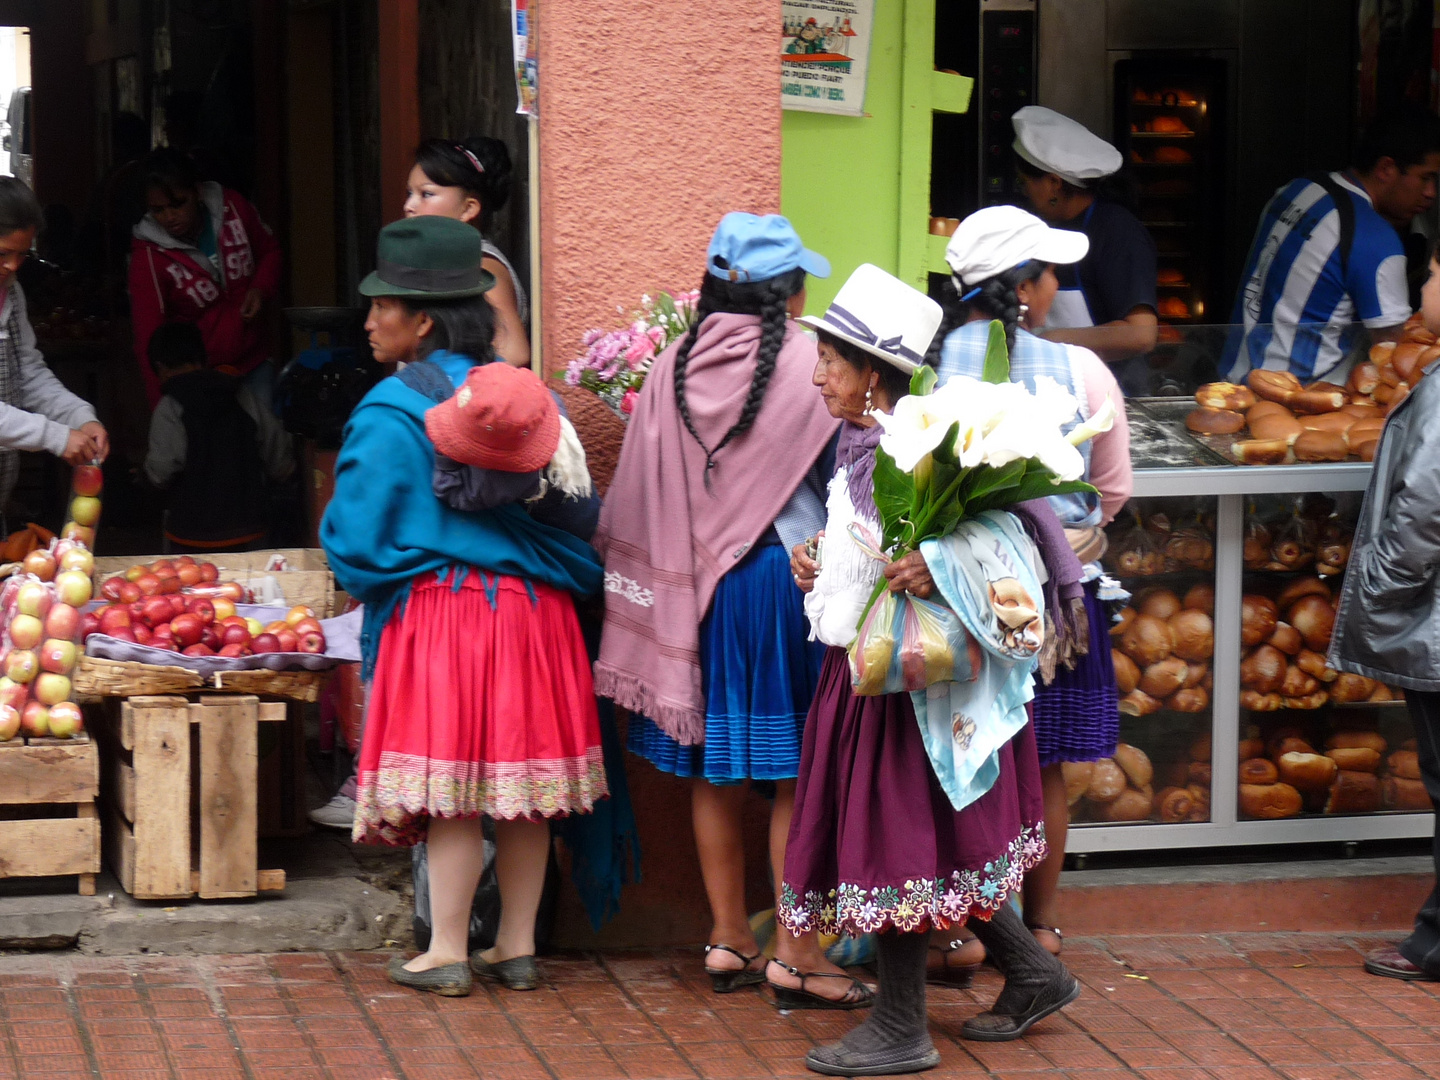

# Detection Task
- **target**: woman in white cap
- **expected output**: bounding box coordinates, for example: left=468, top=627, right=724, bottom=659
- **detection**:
left=1012, top=105, right=1158, bottom=387
left=927, top=205, right=1132, bottom=972
left=784, top=265, right=1077, bottom=1074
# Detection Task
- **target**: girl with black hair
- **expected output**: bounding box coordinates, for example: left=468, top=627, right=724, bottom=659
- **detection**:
left=932, top=205, right=1131, bottom=976
left=1012, top=106, right=1158, bottom=384
left=595, top=213, right=863, bottom=1005
left=404, top=136, right=530, bottom=368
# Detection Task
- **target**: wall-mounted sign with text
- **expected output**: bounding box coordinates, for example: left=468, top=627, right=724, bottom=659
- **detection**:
left=781, top=0, right=874, bottom=116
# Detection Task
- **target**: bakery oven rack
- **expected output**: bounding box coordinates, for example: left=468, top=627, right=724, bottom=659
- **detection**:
left=1069, top=457, right=1432, bottom=854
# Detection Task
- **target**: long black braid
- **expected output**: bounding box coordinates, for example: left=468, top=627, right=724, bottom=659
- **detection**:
left=922, top=260, right=1048, bottom=368
left=673, top=266, right=807, bottom=477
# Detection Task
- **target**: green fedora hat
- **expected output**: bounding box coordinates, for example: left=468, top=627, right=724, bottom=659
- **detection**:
left=359, top=216, right=496, bottom=300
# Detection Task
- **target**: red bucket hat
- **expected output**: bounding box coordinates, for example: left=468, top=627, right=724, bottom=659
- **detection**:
left=424, top=363, right=560, bottom=473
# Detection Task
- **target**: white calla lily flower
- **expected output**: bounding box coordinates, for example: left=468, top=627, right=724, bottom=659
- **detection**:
left=1066, top=394, right=1118, bottom=446
left=875, top=394, right=959, bottom=472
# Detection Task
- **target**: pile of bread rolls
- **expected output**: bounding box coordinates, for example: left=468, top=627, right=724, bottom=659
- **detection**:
left=1111, top=584, right=1213, bottom=717
left=1066, top=738, right=1211, bottom=824
left=1108, top=510, right=1215, bottom=578
left=1240, top=725, right=1427, bottom=818
left=1185, top=317, right=1439, bottom=465
left=1243, top=515, right=1351, bottom=575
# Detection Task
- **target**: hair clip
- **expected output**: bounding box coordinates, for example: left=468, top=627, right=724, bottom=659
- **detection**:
left=456, top=145, right=485, bottom=174
left=960, top=286, right=982, bottom=302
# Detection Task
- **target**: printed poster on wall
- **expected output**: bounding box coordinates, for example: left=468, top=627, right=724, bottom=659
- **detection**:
left=781, top=0, right=874, bottom=116
left=513, top=0, right=538, bottom=117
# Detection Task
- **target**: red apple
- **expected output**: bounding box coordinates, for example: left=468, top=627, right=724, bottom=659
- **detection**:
left=44, top=603, right=81, bottom=642
left=46, top=701, right=82, bottom=738
left=159, top=575, right=183, bottom=595
left=0, top=676, right=29, bottom=711
left=264, top=621, right=288, bottom=635
left=79, top=611, right=101, bottom=641
left=201, top=627, right=221, bottom=650
left=68, top=495, right=101, bottom=528
left=219, top=616, right=249, bottom=632
left=251, top=634, right=281, bottom=654
left=131, top=624, right=153, bottom=646
left=140, top=596, right=175, bottom=628
left=54, top=569, right=93, bottom=607
left=169, top=613, right=204, bottom=648
left=274, top=629, right=299, bottom=653
left=186, top=597, right=216, bottom=624
left=60, top=523, right=94, bottom=547
left=21, top=549, right=56, bottom=582
left=150, top=623, right=174, bottom=649
left=107, top=626, right=138, bottom=643
left=101, top=576, right=126, bottom=602
left=291, top=617, right=323, bottom=637
left=58, top=547, right=94, bottom=575
left=174, top=555, right=196, bottom=568
left=217, top=643, right=250, bottom=658
left=211, top=598, right=237, bottom=622
left=135, top=574, right=162, bottom=597
left=72, top=464, right=103, bottom=498
left=116, top=581, right=142, bottom=606
left=128, top=601, right=147, bottom=620
left=285, top=605, right=317, bottom=627
left=182, top=643, right=215, bottom=657
left=5, top=649, right=37, bottom=683
left=33, top=672, right=70, bottom=706
left=15, top=582, right=53, bottom=619
left=40, top=639, right=78, bottom=674
left=220, top=624, right=252, bottom=648
left=151, top=559, right=176, bottom=576
left=20, top=700, right=48, bottom=737
left=99, top=607, right=132, bottom=635
left=124, top=565, right=147, bottom=582
left=177, top=565, right=202, bottom=586
left=0, top=703, right=19, bottom=741
left=297, top=629, right=326, bottom=654
left=9, top=613, right=43, bottom=649
left=198, top=562, right=219, bottom=583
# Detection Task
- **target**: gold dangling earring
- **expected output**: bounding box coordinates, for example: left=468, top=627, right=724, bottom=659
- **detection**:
left=864, top=386, right=874, bottom=414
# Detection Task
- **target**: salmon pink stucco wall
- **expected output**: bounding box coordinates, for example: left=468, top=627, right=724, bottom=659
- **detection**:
left=537, top=1, right=783, bottom=377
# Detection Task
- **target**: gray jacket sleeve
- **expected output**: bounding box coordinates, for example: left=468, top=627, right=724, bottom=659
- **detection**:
left=1354, top=409, right=1440, bottom=609
left=237, top=386, right=295, bottom=483
left=0, top=286, right=99, bottom=456
left=144, top=395, right=187, bottom=488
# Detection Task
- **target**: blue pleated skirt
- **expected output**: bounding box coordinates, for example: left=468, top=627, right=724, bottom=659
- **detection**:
left=1031, top=581, right=1120, bottom=767
left=627, top=543, right=824, bottom=783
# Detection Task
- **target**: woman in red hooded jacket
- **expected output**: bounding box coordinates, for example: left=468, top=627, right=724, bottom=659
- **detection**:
left=128, top=148, right=282, bottom=406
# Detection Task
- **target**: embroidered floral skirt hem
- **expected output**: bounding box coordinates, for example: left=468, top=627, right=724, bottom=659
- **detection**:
left=1032, top=582, right=1120, bottom=767
left=778, top=646, right=1046, bottom=938
left=354, top=571, right=608, bottom=847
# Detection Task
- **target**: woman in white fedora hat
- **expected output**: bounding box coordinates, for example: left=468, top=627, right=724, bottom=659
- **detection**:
left=1012, top=105, right=1158, bottom=388
left=926, top=204, right=1132, bottom=977
left=783, top=264, right=1078, bottom=1075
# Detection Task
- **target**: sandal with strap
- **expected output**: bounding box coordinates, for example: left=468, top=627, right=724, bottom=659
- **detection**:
left=1026, top=921, right=1063, bottom=957
left=765, top=958, right=875, bottom=1011
left=703, top=944, right=766, bottom=994
left=927, top=938, right=983, bottom=989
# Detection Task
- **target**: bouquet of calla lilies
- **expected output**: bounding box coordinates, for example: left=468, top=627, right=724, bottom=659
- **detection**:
left=864, top=320, right=1116, bottom=618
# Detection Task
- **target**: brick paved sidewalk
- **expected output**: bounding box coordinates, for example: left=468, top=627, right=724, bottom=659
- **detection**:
left=0, top=934, right=1436, bottom=1080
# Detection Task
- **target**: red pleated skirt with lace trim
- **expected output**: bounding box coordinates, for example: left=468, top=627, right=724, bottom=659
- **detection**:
left=353, top=570, right=608, bottom=846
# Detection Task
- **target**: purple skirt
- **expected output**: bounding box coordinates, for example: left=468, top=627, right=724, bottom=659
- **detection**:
left=778, top=647, right=1047, bottom=938
left=1031, top=582, right=1119, bottom=767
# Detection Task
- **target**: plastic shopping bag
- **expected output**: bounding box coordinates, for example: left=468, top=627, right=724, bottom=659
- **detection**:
left=850, top=591, right=979, bottom=696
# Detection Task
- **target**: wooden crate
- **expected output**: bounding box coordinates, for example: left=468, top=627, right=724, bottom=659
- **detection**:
left=91, top=695, right=289, bottom=900
left=0, top=737, right=101, bottom=895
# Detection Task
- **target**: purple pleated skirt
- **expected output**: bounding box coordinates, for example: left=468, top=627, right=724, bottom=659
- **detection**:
left=1031, top=581, right=1119, bottom=767
left=778, top=646, right=1047, bottom=938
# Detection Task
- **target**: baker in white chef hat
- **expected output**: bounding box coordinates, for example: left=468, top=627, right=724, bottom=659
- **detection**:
left=1009, top=105, right=1159, bottom=383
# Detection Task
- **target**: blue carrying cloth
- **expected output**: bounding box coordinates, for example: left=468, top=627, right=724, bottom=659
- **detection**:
left=914, top=510, right=1044, bottom=812
left=319, top=350, right=603, bottom=677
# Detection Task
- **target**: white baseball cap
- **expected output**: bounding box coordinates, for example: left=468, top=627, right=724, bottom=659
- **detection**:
left=1012, top=105, right=1123, bottom=186
left=944, top=205, right=1090, bottom=288
left=798, top=263, right=942, bottom=373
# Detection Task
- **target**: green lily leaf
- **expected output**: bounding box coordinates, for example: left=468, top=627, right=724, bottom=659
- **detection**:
left=931, top=421, right=962, bottom=467
left=909, top=364, right=937, bottom=397
left=959, top=458, right=1025, bottom=505
left=871, top=447, right=915, bottom=545
left=981, top=319, right=1010, bottom=384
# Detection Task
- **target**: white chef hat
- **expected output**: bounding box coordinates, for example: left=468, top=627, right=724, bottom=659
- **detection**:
left=1012, top=105, right=1122, bottom=186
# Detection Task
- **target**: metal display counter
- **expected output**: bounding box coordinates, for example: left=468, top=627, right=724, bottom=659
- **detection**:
left=1069, top=400, right=1431, bottom=853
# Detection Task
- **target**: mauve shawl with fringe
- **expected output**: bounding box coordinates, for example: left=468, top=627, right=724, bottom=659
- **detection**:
left=593, top=313, right=839, bottom=744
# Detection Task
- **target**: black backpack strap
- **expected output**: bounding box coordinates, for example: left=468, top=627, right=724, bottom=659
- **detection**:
left=397, top=359, right=456, bottom=404
left=1310, top=173, right=1356, bottom=282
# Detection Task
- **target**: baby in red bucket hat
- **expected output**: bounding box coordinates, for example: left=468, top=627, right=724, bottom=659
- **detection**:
left=424, top=363, right=595, bottom=530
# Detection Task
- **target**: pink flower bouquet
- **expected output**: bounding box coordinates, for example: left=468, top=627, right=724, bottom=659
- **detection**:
left=565, top=289, right=699, bottom=418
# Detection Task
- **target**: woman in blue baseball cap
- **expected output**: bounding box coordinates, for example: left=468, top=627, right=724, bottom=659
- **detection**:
left=595, top=213, right=869, bottom=1006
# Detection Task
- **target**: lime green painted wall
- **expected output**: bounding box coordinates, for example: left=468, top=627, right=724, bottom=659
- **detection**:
left=781, top=2, right=906, bottom=315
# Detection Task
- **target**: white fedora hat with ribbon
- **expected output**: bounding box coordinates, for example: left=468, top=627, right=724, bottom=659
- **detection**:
left=798, top=263, right=943, bottom=373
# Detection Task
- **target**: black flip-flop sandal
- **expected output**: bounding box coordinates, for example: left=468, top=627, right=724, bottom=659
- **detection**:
left=1025, top=921, right=1064, bottom=956
left=927, top=939, right=982, bottom=989
left=766, top=958, right=875, bottom=1011
left=703, top=943, right=766, bottom=993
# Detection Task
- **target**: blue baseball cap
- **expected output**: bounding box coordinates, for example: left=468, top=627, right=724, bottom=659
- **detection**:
left=706, top=212, right=831, bottom=283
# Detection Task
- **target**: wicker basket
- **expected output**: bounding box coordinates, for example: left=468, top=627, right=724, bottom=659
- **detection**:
left=73, top=655, right=203, bottom=702
left=209, top=667, right=330, bottom=703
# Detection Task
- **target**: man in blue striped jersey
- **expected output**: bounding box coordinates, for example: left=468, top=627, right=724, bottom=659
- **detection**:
left=1227, top=109, right=1440, bottom=385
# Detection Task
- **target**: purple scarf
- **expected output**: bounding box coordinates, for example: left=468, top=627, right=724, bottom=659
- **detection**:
left=837, top=420, right=883, bottom=516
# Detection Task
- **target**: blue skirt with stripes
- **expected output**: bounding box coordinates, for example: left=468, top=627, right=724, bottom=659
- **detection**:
left=627, top=543, right=824, bottom=783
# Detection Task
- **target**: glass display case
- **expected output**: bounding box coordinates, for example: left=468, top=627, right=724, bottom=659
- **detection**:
left=1066, top=323, right=1433, bottom=851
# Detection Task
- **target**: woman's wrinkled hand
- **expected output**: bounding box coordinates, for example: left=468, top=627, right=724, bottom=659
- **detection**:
left=791, top=534, right=821, bottom=594
left=883, top=550, right=934, bottom=598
